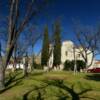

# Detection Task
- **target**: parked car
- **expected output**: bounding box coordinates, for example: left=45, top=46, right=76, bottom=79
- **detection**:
left=87, top=68, right=100, bottom=73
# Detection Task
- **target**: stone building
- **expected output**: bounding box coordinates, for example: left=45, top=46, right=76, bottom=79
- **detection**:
left=48, top=40, right=95, bottom=70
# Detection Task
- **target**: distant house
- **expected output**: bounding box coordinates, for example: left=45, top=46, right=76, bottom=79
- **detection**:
left=7, top=57, right=31, bottom=70
left=94, top=60, right=100, bottom=68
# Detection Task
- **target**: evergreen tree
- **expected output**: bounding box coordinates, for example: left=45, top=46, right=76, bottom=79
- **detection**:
left=53, top=21, right=61, bottom=67
left=41, top=25, right=49, bottom=66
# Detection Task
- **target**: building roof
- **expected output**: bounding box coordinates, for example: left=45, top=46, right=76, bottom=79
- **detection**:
left=62, top=40, right=74, bottom=46
left=95, top=61, right=100, bottom=64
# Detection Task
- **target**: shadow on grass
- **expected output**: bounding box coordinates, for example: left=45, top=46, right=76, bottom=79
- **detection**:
left=23, top=85, right=47, bottom=100
left=0, top=80, right=22, bottom=94
left=1, top=71, right=96, bottom=99
left=22, top=79, right=95, bottom=100
left=0, top=71, right=24, bottom=94
left=5, top=71, right=22, bottom=87
left=85, top=74, right=100, bottom=81
left=0, top=71, right=44, bottom=95
left=44, top=80, right=95, bottom=100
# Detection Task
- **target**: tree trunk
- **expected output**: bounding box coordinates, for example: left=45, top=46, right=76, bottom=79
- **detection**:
left=12, top=44, right=17, bottom=72
left=12, top=62, right=16, bottom=72
left=23, top=55, right=28, bottom=76
left=30, top=55, right=34, bottom=72
left=0, top=44, right=14, bottom=90
left=0, top=47, right=5, bottom=90
left=85, top=62, right=88, bottom=73
left=18, top=63, right=21, bottom=69
left=0, top=67, right=5, bottom=90
left=23, top=63, right=28, bottom=76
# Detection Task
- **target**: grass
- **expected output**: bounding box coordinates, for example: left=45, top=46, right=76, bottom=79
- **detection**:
left=0, top=70, right=100, bottom=100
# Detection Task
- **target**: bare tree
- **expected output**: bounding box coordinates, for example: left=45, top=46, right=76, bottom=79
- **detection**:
left=0, top=0, right=48, bottom=90
left=74, top=24, right=99, bottom=70
left=17, top=26, right=42, bottom=73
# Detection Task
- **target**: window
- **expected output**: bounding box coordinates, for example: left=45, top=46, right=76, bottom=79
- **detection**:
left=65, top=51, right=68, bottom=56
left=77, top=54, right=80, bottom=58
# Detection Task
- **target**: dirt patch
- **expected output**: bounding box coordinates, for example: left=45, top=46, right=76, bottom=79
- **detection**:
left=45, top=75, right=67, bottom=80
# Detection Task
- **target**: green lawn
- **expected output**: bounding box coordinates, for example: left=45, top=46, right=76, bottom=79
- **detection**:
left=0, top=70, right=100, bottom=100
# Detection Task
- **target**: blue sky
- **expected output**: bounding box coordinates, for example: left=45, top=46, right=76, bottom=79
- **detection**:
left=33, top=0, right=100, bottom=59
left=1, top=0, right=100, bottom=59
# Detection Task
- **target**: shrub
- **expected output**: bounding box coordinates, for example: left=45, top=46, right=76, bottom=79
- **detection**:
left=76, top=60, right=86, bottom=71
left=34, top=63, right=43, bottom=69
left=64, top=60, right=73, bottom=70
left=64, top=60, right=86, bottom=71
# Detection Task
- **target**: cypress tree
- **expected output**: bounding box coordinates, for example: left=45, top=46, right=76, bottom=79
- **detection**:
left=41, top=25, right=49, bottom=66
left=53, top=21, right=61, bottom=67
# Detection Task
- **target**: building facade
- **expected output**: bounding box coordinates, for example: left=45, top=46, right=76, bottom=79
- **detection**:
left=48, top=40, right=95, bottom=70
